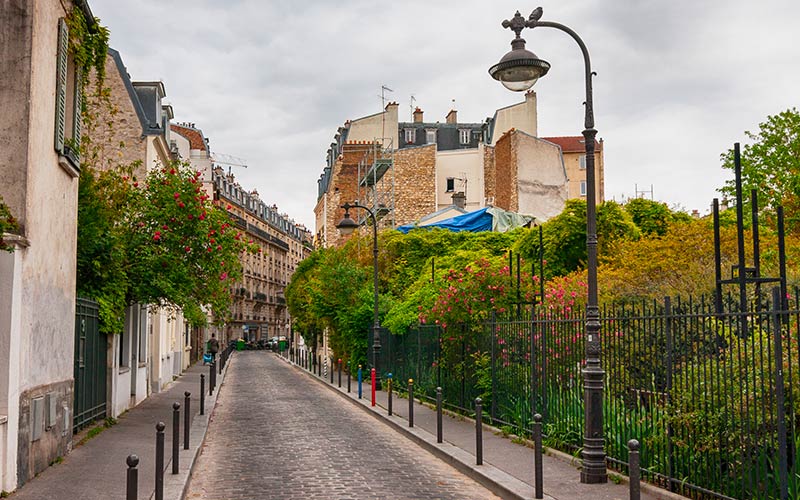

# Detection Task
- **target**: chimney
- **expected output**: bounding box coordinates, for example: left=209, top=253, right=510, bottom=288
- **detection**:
left=385, top=101, right=399, bottom=112
left=413, top=107, right=424, bottom=123
left=452, top=191, right=466, bottom=209
left=446, top=109, right=457, bottom=124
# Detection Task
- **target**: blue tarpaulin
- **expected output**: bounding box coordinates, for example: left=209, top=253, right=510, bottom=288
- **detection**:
left=397, top=207, right=493, bottom=233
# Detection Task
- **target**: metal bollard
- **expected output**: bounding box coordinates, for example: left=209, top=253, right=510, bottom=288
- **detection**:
left=155, top=422, right=165, bottom=500
left=219, top=354, right=223, bottom=374
left=318, top=355, right=321, bottom=376
left=172, top=402, right=180, bottom=474
left=200, top=375, right=205, bottom=415
left=211, top=361, right=217, bottom=393
left=387, top=373, right=393, bottom=416
left=184, top=392, right=191, bottom=450
left=330, top=357, right=334, bottom=384
left=338, top=359, right=342, bottom=388
left=408, top=379, right=414, bottom=427
left=358, top=365, right=363, bottom=399
left=436, top=387, right=443, bottom=443
left=208, top=362, right=215, bottom=396
left=126, top=454, right=139, bottom=500
left=347, top=362, right=352, bottom=393
left=533, top=413, right=543, bottom=499
left=371, top=368, right=376, bottom=407
left=475, top=397, right=483, bottom=465
left=628, top=439, right=641, bottom=500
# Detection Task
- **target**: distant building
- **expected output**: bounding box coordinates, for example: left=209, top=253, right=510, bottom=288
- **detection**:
left=212, top=168, right=313, bottom=344
left=315, top=91, right=605, bottom=247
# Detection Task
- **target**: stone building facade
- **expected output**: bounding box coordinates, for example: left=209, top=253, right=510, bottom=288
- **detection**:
left=212, top=168, right=312, bottom=344
left=314, top=91, right=603, bottom=247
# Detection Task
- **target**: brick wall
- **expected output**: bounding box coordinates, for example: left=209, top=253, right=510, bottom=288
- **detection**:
left=483, top=144, right=496, bottom=204
left=492, top=130, right=519, bottom=212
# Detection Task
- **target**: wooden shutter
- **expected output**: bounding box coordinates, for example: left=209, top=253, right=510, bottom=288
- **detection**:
left=54, top=17, right=68, bottom=154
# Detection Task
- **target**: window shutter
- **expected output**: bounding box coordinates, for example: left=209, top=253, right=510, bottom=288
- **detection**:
left=72, top=67, right=83, bottom=163
left=54, top=17, right=68, bottom=154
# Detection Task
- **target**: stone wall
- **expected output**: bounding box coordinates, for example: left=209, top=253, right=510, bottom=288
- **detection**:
left=393, top=144, right=436, bottom=226
left=492, top=130, right=518, bottom=212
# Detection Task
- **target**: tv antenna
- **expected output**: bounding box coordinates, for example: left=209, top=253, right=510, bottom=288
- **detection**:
left=212, top=152, right=248, bottom=175
left=379, top=85, right=394, bottom=109
left=410, top=94, right=416, bottom=118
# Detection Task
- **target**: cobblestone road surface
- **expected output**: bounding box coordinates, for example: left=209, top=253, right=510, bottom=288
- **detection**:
left=186, top=352, right=499, bottom=499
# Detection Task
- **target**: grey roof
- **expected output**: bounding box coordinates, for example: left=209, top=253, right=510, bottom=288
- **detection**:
left=398, top=121, right=485, bottom=151
left=131, top=82, right=166, bottom=136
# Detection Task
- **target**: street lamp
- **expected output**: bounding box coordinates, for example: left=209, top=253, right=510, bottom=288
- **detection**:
left=490, top=8, right=607, bottom=484
left=336, top=202, right=382, bottom=390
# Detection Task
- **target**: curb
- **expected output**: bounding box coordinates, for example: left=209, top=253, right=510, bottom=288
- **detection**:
left=278, top=356, right=549, bottom=500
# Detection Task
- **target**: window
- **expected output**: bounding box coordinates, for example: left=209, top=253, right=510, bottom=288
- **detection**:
left=426, top=129, right=437, bottom=144
left=579, top=180, right=587, bottom=196
left=404, top=128, right=416, bottom=144
left=446, top=178, right=455, bottom=193
left=459, top=129, right=471, bottom=145
left=579, top=155, right=587, bottom=170
left=54, top=17, right=83, bottom=176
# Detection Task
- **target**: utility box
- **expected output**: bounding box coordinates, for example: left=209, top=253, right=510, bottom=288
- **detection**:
left=45, top=392, right=57, bottom=429
left=31, top=397, right=44, bottom=441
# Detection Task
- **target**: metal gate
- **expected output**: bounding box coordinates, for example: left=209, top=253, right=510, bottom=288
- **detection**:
left=73, top=298, right=107, bottom=432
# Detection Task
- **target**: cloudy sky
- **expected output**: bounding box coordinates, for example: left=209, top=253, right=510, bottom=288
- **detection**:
left=89, top=0, right=799, bottom=229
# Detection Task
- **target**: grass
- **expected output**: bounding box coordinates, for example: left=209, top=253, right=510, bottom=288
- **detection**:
left=75, top=416, right=118, bottom=447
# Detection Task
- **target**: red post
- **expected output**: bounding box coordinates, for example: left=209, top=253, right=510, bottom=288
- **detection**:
left=371, top=368, right=376, bottom=407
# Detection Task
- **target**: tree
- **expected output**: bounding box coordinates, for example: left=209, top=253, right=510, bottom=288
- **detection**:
left=720, top=107, right=800, bottom=231
left=623, top=198, right=690, bottom=237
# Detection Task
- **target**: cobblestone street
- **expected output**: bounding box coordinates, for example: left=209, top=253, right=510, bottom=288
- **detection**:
left=186, top=352, right=499, bottom=499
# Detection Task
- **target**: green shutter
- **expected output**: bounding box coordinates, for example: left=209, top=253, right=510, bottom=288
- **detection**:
left=54, top=17, right=68, bottom=154
left=72, top=66, right=82, bottom=164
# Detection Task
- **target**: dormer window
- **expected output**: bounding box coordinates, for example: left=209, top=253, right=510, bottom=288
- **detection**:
left=426, top=129, right=437, bottom=144
left=404, top=128, right=416, bottom=144
left=459, top=129, right=471, bottom=145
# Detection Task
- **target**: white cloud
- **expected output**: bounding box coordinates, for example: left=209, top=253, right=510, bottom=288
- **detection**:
left=89, top=0, right=800, bottom=227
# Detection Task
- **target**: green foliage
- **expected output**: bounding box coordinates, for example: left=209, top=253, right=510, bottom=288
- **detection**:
left=0, top=195, right=19, bottom=252
left=514, top=199, right=640, bottom=278
left=66, top=7, right=110, bottom=91
left=624, top=198, right=686, bottom=236
left=720, top=108, right=800, bottom=232
left=77, top=163, right=247, bottom=334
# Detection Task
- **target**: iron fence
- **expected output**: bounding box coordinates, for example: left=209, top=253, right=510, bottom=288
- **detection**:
left=379, top=287, right=800, bottom=500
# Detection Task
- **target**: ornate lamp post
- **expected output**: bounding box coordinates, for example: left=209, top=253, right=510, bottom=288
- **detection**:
left=489, top=8, right=606, bottom=483
left=336, top=202, right=382, bottom=390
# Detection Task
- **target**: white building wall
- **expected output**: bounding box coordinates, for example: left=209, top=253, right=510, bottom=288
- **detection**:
left=488, top=92, right=538, bottom=145
left=516, top=135, right=569, bottom=221
left=435, top=147, right=485, bottom=212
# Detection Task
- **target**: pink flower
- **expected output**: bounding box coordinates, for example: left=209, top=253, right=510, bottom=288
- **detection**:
left=174, top=192, right=180, bottom=199
left=178, top=201, right=185, bottom=208
left=219, top=272, right=228, bottom=281
left=153, top=231, right=161, bottom=241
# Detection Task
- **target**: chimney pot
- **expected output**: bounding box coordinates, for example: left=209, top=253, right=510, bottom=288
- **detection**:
left=446, top=109, right=457, bottom=124
left=413, top=107, right=424, bottom=123
left=452, top=191, right=466, bottom=209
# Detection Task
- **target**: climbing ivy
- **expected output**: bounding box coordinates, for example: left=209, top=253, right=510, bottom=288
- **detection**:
left=65, top=6, right=109, bottom=92
left=0, top=195, right=19, bottom=252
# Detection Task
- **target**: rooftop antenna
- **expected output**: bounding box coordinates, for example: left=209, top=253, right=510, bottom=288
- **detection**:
left=379, top=85, right=394, bottom=109
left=379, top=85, right=394, bottom=144
left=410, top=94, right=416, bottom=119
left=212, top=152, right=248, bottom=175
left=634, top=183, right=654, bottom=200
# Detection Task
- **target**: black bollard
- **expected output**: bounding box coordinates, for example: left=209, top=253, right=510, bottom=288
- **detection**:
left=126, top=454, right=139, bottom=500
left=211, top=361, right=217, bottom=393
left=208, top=362, right=215, bottom=396
left=388, top=374, right=393, bottom=416
left=338, top=359, right=342, bottom=388
left=330, top=357, right=334, bottom=384
left=219, top=354, right=223, bottom=374
left=533, top=413, right=543, bottom=499
left=347, top=362, right=352, bottom=393
left=200, top=375, right=205, bottom=415
left=628, top=439, right=641, bottom=500
left=436, top=387, right=443, bottom=443
left=408, top=379, right=414, bottom=428
left=475, top=397, right=483, bottom=465
left=155, top=422, right=165, bottom=500
left=172, top=402, right=180, bottom=474
left=184, top=392, right=191, bottom=450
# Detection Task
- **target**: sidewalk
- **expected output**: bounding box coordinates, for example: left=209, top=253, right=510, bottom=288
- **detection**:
left=282, top=356, right=685, bottom=500
left=8, top=357, right=231, bottom=500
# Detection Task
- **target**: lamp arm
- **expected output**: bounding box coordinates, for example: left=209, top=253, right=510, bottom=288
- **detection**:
left=528, top=20, right=594, bottom=130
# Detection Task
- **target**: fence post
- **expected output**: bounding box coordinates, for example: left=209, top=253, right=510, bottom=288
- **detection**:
left=491, top=311, right=497, bottom=422
left=358, top=365, right=363, bottom=399
left=408, top=379, right=414, bottom=428
left=200, top=375, right=205, bottom=415
left=155, top=422, right=165, bottom=500
left=771, top=286, right=789, bottom=499
left=387, top=373, right=393, bottom=416
left=475, top=397, right=483, bottom=465
left=172, top=402, right=180, bottom=474
left=628, top=439, right=641, bottom=500
left=183, top=392, right=191, bottom=450
left=436, top=387, right=443, bottom=443
left=533, top=413, right=543, bottom=499
left=664, top=296, right=675, bottom=492
left=126, top=454, right=139, bottom=500
left=371, top=368, right=376, bottom=407
left=338, top=359, right=342, bottom=388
